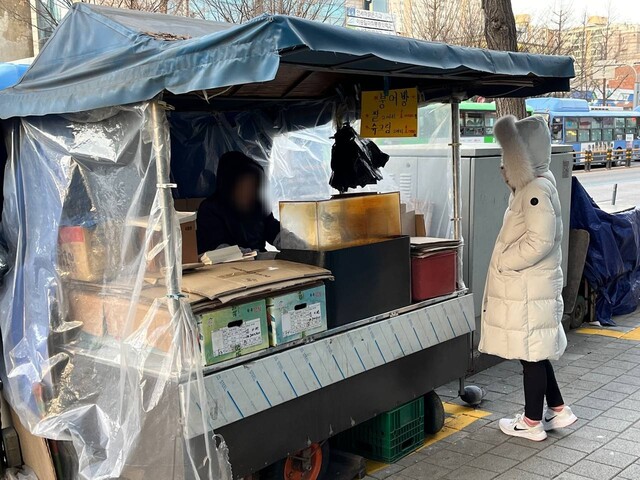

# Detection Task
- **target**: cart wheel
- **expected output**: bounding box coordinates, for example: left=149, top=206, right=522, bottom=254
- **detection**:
left=424, top=391, right=445, bottom=435
left=261, top=442, right=330, bottom=480
left=570, top=295, right=587, bottom=329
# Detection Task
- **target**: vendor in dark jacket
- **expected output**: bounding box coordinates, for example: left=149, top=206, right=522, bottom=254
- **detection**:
left=197, top=151, right=281, bottom=254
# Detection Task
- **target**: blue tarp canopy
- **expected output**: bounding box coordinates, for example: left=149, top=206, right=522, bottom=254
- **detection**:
left=0, top=63, right=28, bottom=90
left=0, top=4, right=575, bottom=118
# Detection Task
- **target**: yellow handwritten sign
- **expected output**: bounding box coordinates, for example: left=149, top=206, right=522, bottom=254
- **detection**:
left=360, top=88, right=418, bottom=138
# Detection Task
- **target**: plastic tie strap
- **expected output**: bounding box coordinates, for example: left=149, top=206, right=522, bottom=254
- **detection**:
left=166, top=293, right=187, bottom=300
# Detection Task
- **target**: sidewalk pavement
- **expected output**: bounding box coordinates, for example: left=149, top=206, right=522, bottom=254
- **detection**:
left=365, top=310, right=640, bottom=480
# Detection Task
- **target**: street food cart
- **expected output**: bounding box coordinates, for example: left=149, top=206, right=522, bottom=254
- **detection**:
left=0, top=5, right=574, bottom=479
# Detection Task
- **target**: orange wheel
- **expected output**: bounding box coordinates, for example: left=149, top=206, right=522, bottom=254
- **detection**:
left=260, top=442, right=330, bottom=480
left=282, top=443, right=326, bottom=480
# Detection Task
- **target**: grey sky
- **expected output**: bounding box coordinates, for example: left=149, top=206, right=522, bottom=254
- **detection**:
left=511, top=0, right=640, bottom=25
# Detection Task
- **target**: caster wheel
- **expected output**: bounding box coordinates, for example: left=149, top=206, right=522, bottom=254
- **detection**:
left=570, top=295, right=587, bottom=329
left=460, top=385, right=485, bottom=407
left=260, top=442, right=330, bottom=480
left=424, top=391, right=445, bottom=435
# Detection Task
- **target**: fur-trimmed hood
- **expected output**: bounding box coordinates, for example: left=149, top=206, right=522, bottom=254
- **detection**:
left=494, top=115, right=551, bottom=190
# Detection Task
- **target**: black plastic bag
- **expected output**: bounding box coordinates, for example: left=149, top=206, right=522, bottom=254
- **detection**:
left=329, top=123, right=390, bottom=193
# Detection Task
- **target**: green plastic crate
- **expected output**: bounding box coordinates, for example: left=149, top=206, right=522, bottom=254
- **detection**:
left=338, top=397, right=425, bottom=463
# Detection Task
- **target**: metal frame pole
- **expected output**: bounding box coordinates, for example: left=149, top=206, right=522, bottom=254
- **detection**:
left=451, top=98, right=467, bottom=396
left=450, top=98, right=464, bottom=284
left=149, top=100, right=181, bottom=314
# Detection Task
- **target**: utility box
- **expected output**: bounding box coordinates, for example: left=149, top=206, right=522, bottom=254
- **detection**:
left=382, top=144, right=572, bottom=319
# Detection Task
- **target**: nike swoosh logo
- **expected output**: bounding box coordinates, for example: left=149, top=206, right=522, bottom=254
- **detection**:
left=545, top=416, right=556, bottom=422
left=514, top=426, right=528, bottom=431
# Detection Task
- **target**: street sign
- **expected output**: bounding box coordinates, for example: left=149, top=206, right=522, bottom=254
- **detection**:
left=345, top=7, right=396, bottom=35
left=360, top=87, right=418, bottom=138
left=348, top=26, right=395, bottom=35
left=346, top=16, right=395, bottom=31
left=346, top=7, right=394, bottom=22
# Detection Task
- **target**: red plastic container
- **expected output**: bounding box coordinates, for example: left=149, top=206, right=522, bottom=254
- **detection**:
left=411, top=250, right=457, bottom=302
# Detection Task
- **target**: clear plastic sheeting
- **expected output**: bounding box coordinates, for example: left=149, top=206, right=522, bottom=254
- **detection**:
left=168, top=101, right=336, bottom=200
left=0, top=241, right=9, bottom=282
left=3, top=466, right=38, bottom=480
left=0, top=103, right=231, bottom=479
left=376, top=103, right=455, bottom=239
left=167, top=102, right=401, bottom=215
left=166, top=100, right=452, bottom=238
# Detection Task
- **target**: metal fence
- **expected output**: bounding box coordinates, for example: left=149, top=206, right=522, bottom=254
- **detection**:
left=576, top=148, right=640, bottom=171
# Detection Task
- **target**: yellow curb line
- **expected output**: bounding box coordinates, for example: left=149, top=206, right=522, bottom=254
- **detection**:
left=575, top=326, right=640, bottom=341
left=365, top=402, right=491, bottom=474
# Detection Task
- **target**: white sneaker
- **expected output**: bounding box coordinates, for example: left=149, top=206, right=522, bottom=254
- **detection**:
left=542, top=406, right=578, bottom=431
left=499, top=413, right=548, bottom=441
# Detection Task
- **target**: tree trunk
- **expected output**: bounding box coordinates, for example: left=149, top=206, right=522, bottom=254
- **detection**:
left=482, top=0, right=527, bottom=119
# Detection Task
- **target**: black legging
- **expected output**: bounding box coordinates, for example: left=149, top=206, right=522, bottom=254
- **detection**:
left=520, top=360, right=564, bottom=421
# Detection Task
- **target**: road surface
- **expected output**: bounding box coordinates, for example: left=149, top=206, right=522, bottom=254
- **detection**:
left=574, top=164, right=640, bottom=210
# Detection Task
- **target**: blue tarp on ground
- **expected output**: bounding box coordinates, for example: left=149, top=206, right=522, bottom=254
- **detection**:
left=570, top=177, right=640, bottom=325
left=0, top=4, right=575, bottom=119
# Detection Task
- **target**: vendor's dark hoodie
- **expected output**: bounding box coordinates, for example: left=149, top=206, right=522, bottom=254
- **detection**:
left=196, top=152, right=280, bottom=254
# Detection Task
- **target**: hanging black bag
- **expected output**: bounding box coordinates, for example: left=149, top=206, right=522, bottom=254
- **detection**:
left=329, top=123, right=390, bottom=193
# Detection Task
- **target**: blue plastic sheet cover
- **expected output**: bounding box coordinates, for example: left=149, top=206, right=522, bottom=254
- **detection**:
left=570, top=177, right=640, bottom=325
left=0, top=63, right=28, bottom=90
left=0, top=4, right=575, bottom=119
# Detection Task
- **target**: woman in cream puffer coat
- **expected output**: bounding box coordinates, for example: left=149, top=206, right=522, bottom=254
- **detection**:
left=480, top=115, right=576, bottom=442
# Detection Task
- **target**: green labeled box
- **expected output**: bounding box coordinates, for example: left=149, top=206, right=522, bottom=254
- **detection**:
left=198, top=299, right=269, bottom=366
left=266, top=284, right=328, bottom=346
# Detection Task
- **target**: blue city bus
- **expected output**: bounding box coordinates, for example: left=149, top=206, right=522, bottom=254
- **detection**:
left=526, top=97, right=640, bottom=164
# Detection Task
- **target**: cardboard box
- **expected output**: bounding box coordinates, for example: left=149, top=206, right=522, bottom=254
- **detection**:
left=266, top=284, right=327, bottom=346
left=104, top=289, right=173, bottom=353
left=63, top=260, right=329, bottom=357
left=10, top=407, right=57, bottom=480
left=173, top=199, right=188, bottom=212
left=180, top=217, right=199, bottom=264
left=187, top=198, right=205, bottom=211
left=67, top=288, right=106, bottom=336
left=174, top=198, right=205, bottom=212
left=130, top=211, right=199, bottom=269
left=181, top=260, right=332, bottom=304
left=58, top=224, right=106, bottom=282
left=415, top=214, right=427, bottom=237
left=197, top=299, right=269, bottom=365
left=401, top=204, right=416, bottom=237
left=65, top=284, right=175, bottom=352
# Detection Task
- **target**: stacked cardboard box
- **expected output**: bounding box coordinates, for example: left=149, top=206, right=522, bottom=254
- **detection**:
left=183, top=260, right=331, bottom=365
left=66, top=260, right=332, bottom=366
left=266, top=283, right=328, bottom=347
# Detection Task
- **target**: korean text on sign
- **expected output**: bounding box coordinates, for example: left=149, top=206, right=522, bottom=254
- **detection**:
left=361, top=87, right=418, bottom=138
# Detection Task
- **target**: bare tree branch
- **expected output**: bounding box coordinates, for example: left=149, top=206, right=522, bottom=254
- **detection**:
left=482, top=0, right=527, bottom=118
left=196, top=0, right=343, bottom=24
left=411, top=0, right=484, bottom=47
